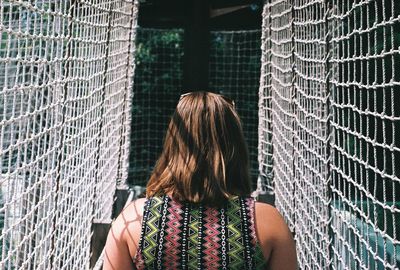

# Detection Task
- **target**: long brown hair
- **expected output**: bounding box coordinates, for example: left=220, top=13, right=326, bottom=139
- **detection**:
left=146, top=91, right=251, bottom=206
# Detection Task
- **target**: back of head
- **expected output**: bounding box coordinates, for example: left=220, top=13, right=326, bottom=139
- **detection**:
left=146, top=91, right=251, bottom=206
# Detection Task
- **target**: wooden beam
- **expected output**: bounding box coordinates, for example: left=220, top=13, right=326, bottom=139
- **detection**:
left=257, top=193, right=275, bottom=206
left=210, top=5, right=250, bottom=18
left=183, top=0, right=210, bottom=91
left=112, top=188, right=131, bottom=218
left=90, top=188, right=133, bottom=268
left=90, top=223, right=111, bottom=268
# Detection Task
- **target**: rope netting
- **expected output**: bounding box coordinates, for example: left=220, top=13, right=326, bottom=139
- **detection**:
left=0, top=0, right=138, bottom=268
left=129, top=28, right=261, bottom=186
left=258, top=0, right=400, bottom=268
left=1, top=0, right=399, bottom=268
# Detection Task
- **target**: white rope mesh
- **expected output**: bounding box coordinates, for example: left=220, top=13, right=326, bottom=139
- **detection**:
left=259, top=0, right=400, bottom=268
left=0, top=0, right=138, bottom=269
left=259, top=0, right=296, bottom=227
left=292, top=1, right=331, bottom=268
left=257, top=4, right=274, bottom=195
left=3, top=0, right=398, bottom=267
left=330, top=0, right=400, bottom=268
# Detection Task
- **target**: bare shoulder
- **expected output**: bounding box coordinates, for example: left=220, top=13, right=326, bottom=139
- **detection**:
left=103, top=198, right=147, bottom=269
left=254, top=202, right=292, bottom=242
left=255, top=202, right=297, bottom=269
left=122, top=198, right=147, bottom=222
left=113, top=198, right=147, bottom=230
left=110, top=198, right=147, bottom=257
left=254, top=201, right=282, bottom=220
left=255, top=202, right=287, bottom=230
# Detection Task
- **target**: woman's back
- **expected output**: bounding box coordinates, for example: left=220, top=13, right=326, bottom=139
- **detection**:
left=104, top=195, right=297, bottom=270
left=134, top=195, right=266, bottom=270
left=103, top=92, right=297, bottom=269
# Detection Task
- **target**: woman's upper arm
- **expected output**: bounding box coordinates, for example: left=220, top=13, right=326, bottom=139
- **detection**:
left=255, top=202, right=298, bottom=270
left=103, top=198, right=146, bottom=270
left=103, top=216, right=135, bottom=270
left=267, top=212, right=297, bottom=270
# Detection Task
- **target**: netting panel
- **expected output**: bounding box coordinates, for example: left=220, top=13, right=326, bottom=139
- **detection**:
left=0, top=1, right=138, bottom=269
left=52, top=2, right=111, bottom=268
left=259, top=0, right=400, bottom=268
left=116, top=2, right=138, bottom=186
left=0, top=1, right=70, bottom=268
left=94, top=0, right=139, bottom=222
left=257, top=3, right=274, bottom=194
left=330, top=1, right=400, bottom=268
left=292, top=1, right=331, bottom=268
left=261, top=0, right=296, bottom=229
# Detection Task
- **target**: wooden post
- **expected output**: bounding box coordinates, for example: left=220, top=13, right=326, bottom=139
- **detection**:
left=183, top=0, right=210, bottom=91
left=90, top=188, right=131, bottom=268
left=90, top=222, right=111, bottom=268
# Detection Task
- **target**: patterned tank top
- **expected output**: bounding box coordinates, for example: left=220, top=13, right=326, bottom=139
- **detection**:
left=134, top=195, right=267, bottom=270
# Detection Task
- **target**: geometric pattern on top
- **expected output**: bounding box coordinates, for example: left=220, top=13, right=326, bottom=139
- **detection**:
left=134, top=195, right=267, bottom=270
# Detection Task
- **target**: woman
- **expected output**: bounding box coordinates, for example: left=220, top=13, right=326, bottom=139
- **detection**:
left=104, top=91, right=297, bottom=269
